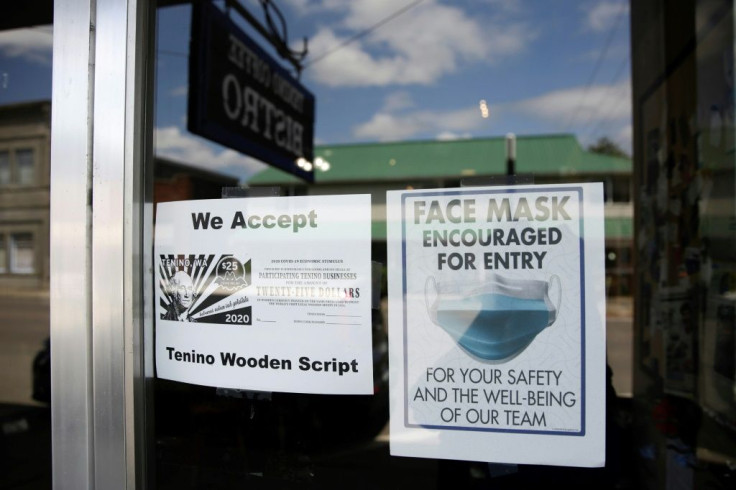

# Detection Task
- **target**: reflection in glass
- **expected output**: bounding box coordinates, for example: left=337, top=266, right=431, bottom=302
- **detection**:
left=10, top=232, right=34, bottom=274
left=0, top=234, right=6, bottom=272
left=0, top=150, right=9, bottom=184
left=16, top=148, right=34, bottom=184
left=0, top=7, right=52, bottom=489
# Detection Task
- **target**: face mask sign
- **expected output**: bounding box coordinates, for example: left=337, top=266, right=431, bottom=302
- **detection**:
left=426, top=274, right=562, bottom=361
left=388, top=184, right=607, bottom=467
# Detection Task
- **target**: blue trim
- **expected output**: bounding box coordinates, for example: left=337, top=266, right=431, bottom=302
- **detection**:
left=401, top=196, right=410, bottom=427
left=400, top=186, right=586, bottom=437
left=578, top=188, right=586, bottom=436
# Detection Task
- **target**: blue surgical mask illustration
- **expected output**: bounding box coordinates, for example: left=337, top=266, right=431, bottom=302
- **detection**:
left=425, top=274, right=561, bottom=361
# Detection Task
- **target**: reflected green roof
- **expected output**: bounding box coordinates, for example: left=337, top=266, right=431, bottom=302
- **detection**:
left=604, top=217, right=633, bottom=240
left=248, top=134, right=631, bottom=185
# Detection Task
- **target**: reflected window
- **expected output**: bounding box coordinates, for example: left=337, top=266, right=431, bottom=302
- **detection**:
left=16, top=148, right=35, bottom=185
left=0, top=150, right=9, bottom=184
left=10, top=232, right=34, bottom=274
left=612, top=177, right=631, bottom=202
left=0, top=147, right=36, bottom=186
left=0, top=235, right=5, bottom=273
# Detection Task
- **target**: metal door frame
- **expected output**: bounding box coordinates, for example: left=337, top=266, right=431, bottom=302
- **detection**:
left=50, top=0, right=152, bottom=487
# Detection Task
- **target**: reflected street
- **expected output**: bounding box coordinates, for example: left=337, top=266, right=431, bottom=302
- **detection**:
left=0, top=290, right=48, bottom=405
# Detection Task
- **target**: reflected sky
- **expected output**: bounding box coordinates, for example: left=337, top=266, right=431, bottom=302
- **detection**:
left=0, top=0, right=631, bottom=181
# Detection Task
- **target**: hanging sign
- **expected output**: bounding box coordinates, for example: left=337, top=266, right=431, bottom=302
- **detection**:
left=387, top=184, right=606, bottom=467
left=189, top=1, right=315, bottom=181
left=155, top=195, right=373, bottom=394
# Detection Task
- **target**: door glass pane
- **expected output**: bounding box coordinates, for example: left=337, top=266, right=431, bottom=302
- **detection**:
left=16, top=148, right=34, bottom=185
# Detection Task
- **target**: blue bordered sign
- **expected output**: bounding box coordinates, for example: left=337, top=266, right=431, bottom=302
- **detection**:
left=387, top=184, right=606, bottom=467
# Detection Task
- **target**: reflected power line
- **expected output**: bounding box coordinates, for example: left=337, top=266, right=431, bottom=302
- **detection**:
left=303, top=0, right=426, bottom=69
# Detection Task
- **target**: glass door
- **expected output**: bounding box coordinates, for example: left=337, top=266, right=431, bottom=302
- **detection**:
left=44, top=1, right=736, bottom=488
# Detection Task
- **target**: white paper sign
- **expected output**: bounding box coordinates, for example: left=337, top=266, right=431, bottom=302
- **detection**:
left=387, top=184, right=606, bottom=467
left=155, top=195, right=373, bottom=394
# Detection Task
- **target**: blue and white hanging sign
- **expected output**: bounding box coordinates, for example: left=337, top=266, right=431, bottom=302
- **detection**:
left=387, top=184, right=606, bottom=467
left=189, top=1, right=315, bottom=181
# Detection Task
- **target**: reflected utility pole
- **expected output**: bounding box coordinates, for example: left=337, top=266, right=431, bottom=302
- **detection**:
left=506, top=132, right=516, bottom=176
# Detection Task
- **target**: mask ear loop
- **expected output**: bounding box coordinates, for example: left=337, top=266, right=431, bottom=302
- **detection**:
left=425, top=276, right=438, bottom=323
left=549, top=274, right=562, bottom=323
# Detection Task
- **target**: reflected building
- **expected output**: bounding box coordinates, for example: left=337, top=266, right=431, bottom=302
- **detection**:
left=154, top=157, right=238, bottom=204
left=0, top=101, right=51, bottom=290
left=248, top=134, right=634, bottom=297
left=0, top=100, right=238, bottom=291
